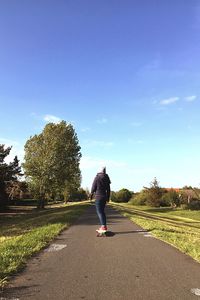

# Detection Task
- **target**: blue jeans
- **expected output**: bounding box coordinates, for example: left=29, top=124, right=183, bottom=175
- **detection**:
left=95, top=199, right=107, bottom=226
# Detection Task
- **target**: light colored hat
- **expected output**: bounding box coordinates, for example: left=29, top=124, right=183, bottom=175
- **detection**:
left=99, top=166, right=106, bottom=173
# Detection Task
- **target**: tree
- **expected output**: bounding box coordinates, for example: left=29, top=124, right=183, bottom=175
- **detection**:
left=69, top=188, right=88, bottom=202
left=129, top=191, right=148, bottom=205
left=112, top=189, right=133, bottom=203
left=6, top=180, right=29, bottom=201
left=23, top=121, right=82, bottom=208
left=0, top=144, right=22, bottom=209
left=144, top=177, right=163, bottom=207
left=110, top=191, right=117, bottom=202
left=160, top=189, right=180, bottom=207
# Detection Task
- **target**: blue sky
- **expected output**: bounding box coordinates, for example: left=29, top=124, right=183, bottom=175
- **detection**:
left=1, top=1, right=200, bottom=191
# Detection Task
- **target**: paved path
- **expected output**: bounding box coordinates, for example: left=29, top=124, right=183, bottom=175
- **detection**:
left=1, top=204, right=200, bottom=300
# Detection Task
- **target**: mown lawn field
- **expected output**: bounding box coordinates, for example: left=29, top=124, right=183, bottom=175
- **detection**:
left=0, top=202, right=89, bottom=287
left=111, top=203, right=200, bottom=263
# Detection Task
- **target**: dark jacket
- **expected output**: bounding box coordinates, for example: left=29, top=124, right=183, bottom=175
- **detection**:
left=91, top=172, right=111, bottom=201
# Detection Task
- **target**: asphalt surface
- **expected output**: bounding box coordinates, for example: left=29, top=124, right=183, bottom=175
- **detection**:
left=1, top=204, right=200, bottom=300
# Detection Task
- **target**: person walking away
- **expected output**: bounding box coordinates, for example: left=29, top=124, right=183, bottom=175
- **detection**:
left=90, top=166, right=111, bottom=233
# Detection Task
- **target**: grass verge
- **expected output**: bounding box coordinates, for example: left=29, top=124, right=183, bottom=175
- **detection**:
left=111, top=203, right=200, bottom=263
left=0, top=202, right=89, bottom=287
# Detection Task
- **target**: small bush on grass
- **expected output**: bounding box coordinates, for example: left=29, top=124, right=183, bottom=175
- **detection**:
left=129, top=192, right=148, bottom=205
left=111, top=189, right=132, bottom=203
left=110, top=191, right=117, bottom=202
left=187, top=200, right=200, bottom=210
left=160, top=190, right=180, bottom=207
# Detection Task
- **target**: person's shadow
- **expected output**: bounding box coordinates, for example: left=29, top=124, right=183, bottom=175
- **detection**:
left=105, top=231, right=115, bottom=237
left=106, top=229, right=153, bottom=237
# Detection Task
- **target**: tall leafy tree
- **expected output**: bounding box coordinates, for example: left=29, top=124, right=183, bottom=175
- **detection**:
left=144, top=177, right=163, bottom=207
left=0, top=144, right=21, bottom=209
left=23, top=121, right=82, bottom=208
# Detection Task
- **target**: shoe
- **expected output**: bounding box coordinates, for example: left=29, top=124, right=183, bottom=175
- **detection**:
left=101, top=226, right=107, bottom=231
left=96, top=226, right=107, bottom=233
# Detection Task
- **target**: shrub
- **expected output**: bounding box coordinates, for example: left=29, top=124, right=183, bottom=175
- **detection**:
left=110, top=191, right=117, bottom=202
left=160, top=193, right=171, bottom=207
left=160, top=190, right=180, bottom=207
left=179, top=192, right=188, bottom=205
left=69, top=188, right=88, bottom=202
left=180, top=204, right=188, bottom=210
left=112, top=189, right=133, bottom=203
left=187, top=200, right=200, bottom=210
left=129, top=192, right=148, bottom=205
left=144, top=178, right=163, bottom=207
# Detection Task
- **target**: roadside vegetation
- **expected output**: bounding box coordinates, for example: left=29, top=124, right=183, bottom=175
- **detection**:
left=111, top=177, right=200, bottom=263
left=0, top=202, right=89, bottom=288
left=111, top=202, right=200, bottom=263
left=0, top=121, right=90, bottom=288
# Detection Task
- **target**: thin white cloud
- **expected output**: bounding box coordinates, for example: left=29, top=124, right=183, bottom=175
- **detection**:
left=80, top=156, right=126, bottom=170
left=80, top=156, right=158, bottom=191
left=80, top=157, right=107, bottom=170
left=0, top=138, right=19, bottom=147
left=137, top=55, right=161, bottom=77
left=128, top=139, right=144, bottom=145
left=160, top=97, right=179, bottom=105
left=152, top=99, right=158, bottom=105
left=130, top=122, right=143, bottom=127
left=184, top=95, right=197, bottom=102
left=97, top=118, right=108, bottom=124
left=139, top=58, right=161, bottom=73
left=80, top=127, right=91, bottom=132
left=83, top=140, right=114, bottom=148
left=43, top=114, right=61, bottom=123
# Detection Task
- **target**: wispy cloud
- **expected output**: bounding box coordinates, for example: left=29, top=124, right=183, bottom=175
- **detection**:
left=130, top=122, right=143, bottom=127
left=43, top=114, right=61, bottom=123
left=80, top=156, right=158, bottom=191
left=80, top=156, right=126, bottom=170
left=97, top=118, right=108, bottom=124
left=80, top=127, right=90, bottom=132
left=158, top=95, right=197, bottom=106
left=0, top=138, right=19, bottom=147
left=81, top=159, right=155, bottom=175
left=128, top=138, right=144, bottom=145
left=184, top=95, right=197, bottom=102
left=160, top=97, right=179, bottom=105
left=83, top=140, right=114, bottom=148
left=137, top=54, right=161, bottom=77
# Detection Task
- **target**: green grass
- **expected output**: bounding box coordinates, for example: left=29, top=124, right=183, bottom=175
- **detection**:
left=126, top=205, right=200, bottom=222
left=0, top=202, right=89, bottom=287
left=111, top=203, right=200, bottom=263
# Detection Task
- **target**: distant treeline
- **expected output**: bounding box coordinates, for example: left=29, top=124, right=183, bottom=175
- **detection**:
left=111, top=178, right=200, bottom=210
